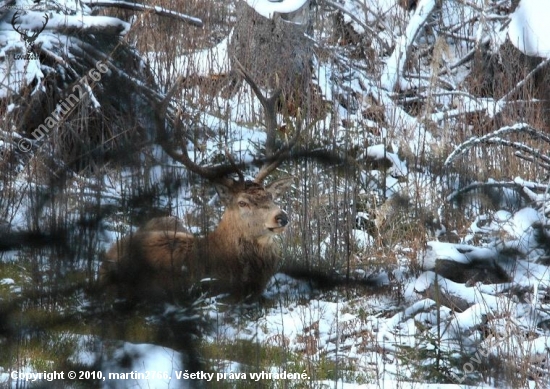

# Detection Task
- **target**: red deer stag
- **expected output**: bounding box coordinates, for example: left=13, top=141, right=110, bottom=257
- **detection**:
left=101, top=61, right=300, bottom=302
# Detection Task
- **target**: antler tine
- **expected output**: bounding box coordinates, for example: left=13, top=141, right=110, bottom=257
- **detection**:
left=254, top=161, right=279, bottom=183
left=155, top=76, right=241, bottom=186
left=233, top=58, right=295, bottom=183
left=224, top=147, right=245, bottom=184
left=254, top=123, right=302, bottom=182
left=11, top=12, right=23, bottom=34
left=37, top=14, right=49, bottom=34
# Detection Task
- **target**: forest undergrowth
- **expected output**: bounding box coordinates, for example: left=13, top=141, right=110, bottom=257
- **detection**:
left=1, top=0, right=550, bottom=387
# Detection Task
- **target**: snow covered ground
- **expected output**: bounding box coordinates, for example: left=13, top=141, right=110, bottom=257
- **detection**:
left=1, top=0, right=550, bottom=388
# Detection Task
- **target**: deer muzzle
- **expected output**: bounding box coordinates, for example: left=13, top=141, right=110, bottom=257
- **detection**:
left=275, top=212, right=289, bottom=228
left=268, top=211, right=289, bottom=234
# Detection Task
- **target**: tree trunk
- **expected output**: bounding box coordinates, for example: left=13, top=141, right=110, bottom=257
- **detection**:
left=229, top=0, right=313, bottom=100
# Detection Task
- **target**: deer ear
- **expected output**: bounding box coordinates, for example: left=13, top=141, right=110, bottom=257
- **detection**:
left=265, top=177, right=293, bottom=199
left=214, top=183, right=233, bottom=203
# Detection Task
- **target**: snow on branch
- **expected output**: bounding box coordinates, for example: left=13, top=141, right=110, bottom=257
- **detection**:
left=484, top=138, right=550, bottom=168
left=497, top=57, right=550, bottom=104
left=82, top=0, right=203, bottom=27
left=438, top=37, right=490, bottom=77
left=8, top=11, right=130, bottom=37
left=445, top=123, right=550, bottom=168
left=244, top=0, right=308, bottom=19
left=446, top=180, right=532, bottom=204
left=513, top=177, right=550, bottom=192
left=380, top=0, right=436, bottom=91
left=323, top=0, right=389, bottom=52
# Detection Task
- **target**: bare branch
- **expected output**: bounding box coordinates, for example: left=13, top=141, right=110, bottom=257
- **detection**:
left=498, top=57, right=550, bottom=104
left=381, top=0, right=437, bottom=91
left=82, top=1, right=204, bottom=27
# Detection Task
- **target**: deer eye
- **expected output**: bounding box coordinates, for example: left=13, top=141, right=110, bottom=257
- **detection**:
left=238, top=201, right=248, bottom=208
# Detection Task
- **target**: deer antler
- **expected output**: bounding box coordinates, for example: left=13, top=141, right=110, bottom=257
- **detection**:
left=11, top=11, right=24, bottom=36
left=233, top=58, right=301, bottom=183
left=155, top=61, right=301, bottom=187
left=29, top=14, right=49, bottom=43
left=224, top=147, right=245, bottom=184
left=155, top=76, right=242, bottom=187
left=11, top=12, right=49, bottom=45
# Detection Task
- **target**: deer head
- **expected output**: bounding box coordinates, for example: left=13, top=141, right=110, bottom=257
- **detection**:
left=214, top=178, right=293, bottom=240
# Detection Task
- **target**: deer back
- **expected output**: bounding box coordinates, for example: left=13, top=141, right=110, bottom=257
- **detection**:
left=100, top=218, right=197, bottom=302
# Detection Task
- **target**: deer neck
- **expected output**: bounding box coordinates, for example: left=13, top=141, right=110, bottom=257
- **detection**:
left=204, top=214, right=269, bottom=259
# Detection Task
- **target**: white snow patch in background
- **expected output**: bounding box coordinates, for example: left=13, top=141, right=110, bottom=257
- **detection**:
left=422, top=241, right=497, bottom=270
left=153, top=34, right=230, bottom=81
left=245, top=0, right=309, bottom=19
left=352, top=229, right=375, bottom=249
left=501, top=207, right=540, bottom=238
left=508, top=0, right=550, bottom=57
left=101, top=342, right=186, bottom=389
left=264, top=273, right=313, bottom=298
left=381, top=0, right=436, bottom=90
left=366, top=144, right=408, bottom=177
left=320, top=229, right=376, bottom=258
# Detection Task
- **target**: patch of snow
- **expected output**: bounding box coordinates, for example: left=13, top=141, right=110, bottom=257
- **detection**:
left=152, top=33, right=230, bottom=81
left=508, top=0, right=550, bottom=57
left=351, top=228, right=375, bottom=249
left=366, top=144, right=408, bottom=177
left=244, top=0, right=309, bottom=19
left=101, top=342, right=186, bottom=389
left=505, top=207, right=540, bottom=238
left=264, top=273, right=313, bottom=299
left=422, top=241, right=497, bottom=270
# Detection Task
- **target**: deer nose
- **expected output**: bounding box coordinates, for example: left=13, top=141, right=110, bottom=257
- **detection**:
left=276, top=212, right=289, bottom=227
